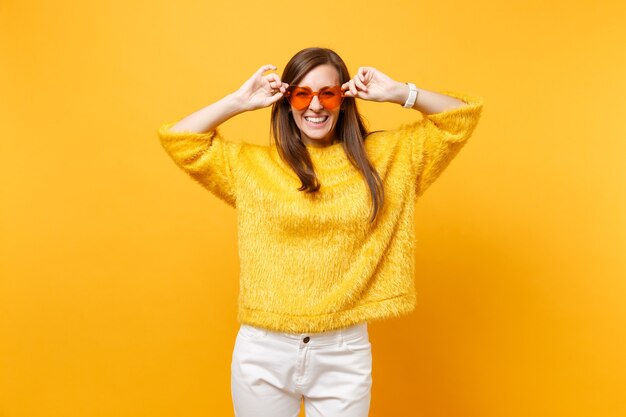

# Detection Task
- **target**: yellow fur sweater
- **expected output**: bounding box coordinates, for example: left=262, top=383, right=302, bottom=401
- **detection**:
left=158, top=91, right=483, bottom=333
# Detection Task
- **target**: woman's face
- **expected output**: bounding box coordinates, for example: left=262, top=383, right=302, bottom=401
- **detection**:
left=290, top=64, right=342, bottom=148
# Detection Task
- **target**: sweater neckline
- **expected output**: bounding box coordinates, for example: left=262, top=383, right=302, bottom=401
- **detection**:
left=269, top=140, right=350, bottom=171
left=305, top=140, right=346, bottom=159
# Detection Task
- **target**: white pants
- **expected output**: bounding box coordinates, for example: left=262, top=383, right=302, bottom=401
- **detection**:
left=231, top=322, right=372, bottom=417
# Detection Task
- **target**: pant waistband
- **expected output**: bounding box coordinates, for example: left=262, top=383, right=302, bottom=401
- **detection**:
left=239, top=322, right=368, bottom=347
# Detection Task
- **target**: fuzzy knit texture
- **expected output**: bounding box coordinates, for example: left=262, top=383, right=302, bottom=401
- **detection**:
left=158, top=91, right=483, bottom=333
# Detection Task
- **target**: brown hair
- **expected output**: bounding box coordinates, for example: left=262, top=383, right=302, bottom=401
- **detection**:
left=270, top=47, right=384, bottom=225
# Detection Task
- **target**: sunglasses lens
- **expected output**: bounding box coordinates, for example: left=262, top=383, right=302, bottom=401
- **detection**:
left=289, top=87, right=312, bottom=110
left=319, top=87, right=342, bottom=110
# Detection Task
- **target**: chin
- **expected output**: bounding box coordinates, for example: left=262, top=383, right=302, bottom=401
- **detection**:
left=297, top=121, right=338, bottom=146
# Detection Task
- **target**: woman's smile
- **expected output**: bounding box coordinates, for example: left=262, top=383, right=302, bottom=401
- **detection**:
left=304, top=115, right=329, bottom=127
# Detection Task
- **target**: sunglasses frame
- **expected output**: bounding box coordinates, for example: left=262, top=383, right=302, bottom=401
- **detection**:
left=284, top=85, right=347, bottom=111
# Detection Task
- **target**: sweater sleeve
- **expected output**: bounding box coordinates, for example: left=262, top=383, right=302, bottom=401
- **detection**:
left=397, top=91, right=484, bottom=198
left=157, top=121, right=242, bottom=208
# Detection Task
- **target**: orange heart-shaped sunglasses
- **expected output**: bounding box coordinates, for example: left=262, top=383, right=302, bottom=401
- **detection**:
left=284, top=85, right=347, bottom=111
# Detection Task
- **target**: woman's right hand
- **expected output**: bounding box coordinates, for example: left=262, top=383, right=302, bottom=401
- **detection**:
left=233, top=64, right=289, bottom=112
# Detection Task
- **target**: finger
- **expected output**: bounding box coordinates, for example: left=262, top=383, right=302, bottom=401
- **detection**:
left=349, top=79, right=357, bottom=96
left=354, top=72, right=368, bottom=91
left=267, top=91, right=284, bottom=105
left=257, top=64, right=276, bottom=75
left=266, top=74, right=280, bottom=87
left=340, top=83, right=351, bottom=97
left=266, top=73, right=280, bottom=83
left=358, top=67, right=367, bottom=83
left=274, top=82, right=287, bottom=93
left=354, top=67, right=369, bottom=92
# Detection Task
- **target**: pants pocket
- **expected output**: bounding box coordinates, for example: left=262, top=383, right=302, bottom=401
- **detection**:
left=342, top=332, right=371, bottom=353
left=238, top=324, right=268, bottom=340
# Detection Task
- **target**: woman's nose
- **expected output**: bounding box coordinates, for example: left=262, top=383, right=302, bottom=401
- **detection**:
left=309, top=95, right=323, bottom=111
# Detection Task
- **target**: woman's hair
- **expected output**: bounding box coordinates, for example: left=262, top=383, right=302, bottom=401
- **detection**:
left=270, top=47, right=384, bottom=225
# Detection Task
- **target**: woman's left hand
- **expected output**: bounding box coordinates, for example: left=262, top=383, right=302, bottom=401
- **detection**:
left=341, top=67, right=403, bottom=103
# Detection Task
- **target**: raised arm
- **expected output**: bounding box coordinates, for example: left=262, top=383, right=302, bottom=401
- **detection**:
left=384, top=83, right=468, bottom=114
left=341, top=66, right=467, bottom=114
left=342, top=67, right=483, bottom=197
left=168, top=94, right=244, bottom=133
left=169, top=64, right=289, bottom=133
left=158, top=64, right=290, bottom=207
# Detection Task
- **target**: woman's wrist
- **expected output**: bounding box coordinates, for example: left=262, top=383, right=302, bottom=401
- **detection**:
left=388, top=81, right=412, bottom=106
left=226, top=91, right=250, bottom=113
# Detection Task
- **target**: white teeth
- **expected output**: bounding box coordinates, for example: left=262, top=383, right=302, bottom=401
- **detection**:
left=305, top=116, right=328, bottom=123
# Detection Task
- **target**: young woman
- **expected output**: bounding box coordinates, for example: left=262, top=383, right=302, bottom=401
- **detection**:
left=158, top=47, right=483, bottom=417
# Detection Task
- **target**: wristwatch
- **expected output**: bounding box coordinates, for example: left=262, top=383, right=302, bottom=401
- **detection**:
left=403, top=83, right=418, bottom=108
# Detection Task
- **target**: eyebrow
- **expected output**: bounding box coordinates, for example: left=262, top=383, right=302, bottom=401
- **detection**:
left=291, top=84, right=340, bottom=89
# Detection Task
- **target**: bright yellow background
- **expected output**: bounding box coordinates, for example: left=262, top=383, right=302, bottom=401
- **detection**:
left=1, top=0, right=624, bottom=416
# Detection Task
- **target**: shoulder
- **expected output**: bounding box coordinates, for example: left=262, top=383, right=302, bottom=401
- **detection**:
left=238, top=142, right=273, bottom=158
left=363, top=120, right=422, bottom=155
left=235, top=141, right=287, bottom=169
